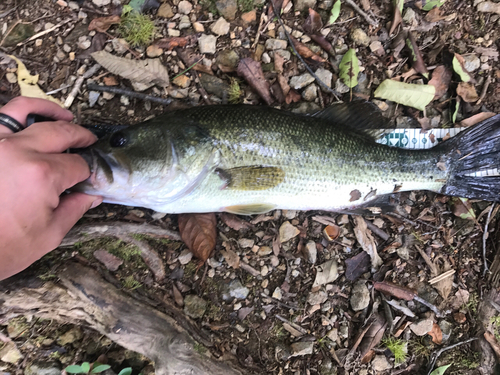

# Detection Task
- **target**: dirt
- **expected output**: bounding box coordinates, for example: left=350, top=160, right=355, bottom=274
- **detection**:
left=1, top=0, right=500, bottom=374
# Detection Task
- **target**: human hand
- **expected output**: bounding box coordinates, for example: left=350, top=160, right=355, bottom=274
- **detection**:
left=0, top=97, right=102, bottom=280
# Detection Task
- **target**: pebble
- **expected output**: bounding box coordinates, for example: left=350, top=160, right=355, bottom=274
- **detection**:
left=279, top=221, right=300, bottom=243
left=0, top=342, right=22, bottom=364
left=261, top=265, right=269, bottom=276
left=6, top=73, right=16, bottom=84
left=193, top=22, right=205, bottom=32
left=477, top=1, right=500, bottom=14
left=372, top=355, right=392, bottom=372
left=312, top=260, right=338, bottom=287
left=439, top=320, right=454, bottom=344
left=216, top=49, right=239, bottom=68
left=463, top=54, right=481, bottom=72
left=262, top=52, right=271, bottom=64
left=307, top=290, right=328, bottom=305
left=44, top=22, right=55, bottom=30
left=265, top=38, right=288, bottom=50
left=216, top=0, right=237, bottom=20
left=62, top=44, right=71, bottom=53
left=184, top=295, right=207, bottom=319
left=339, top=324, right=349, bottom=338
left=178, top=249, right=193, bottom=264
left=351, top=28, right=371, bottom=47
left=302, top=84, right=317, bottom=101
left=120, top=95, right=130, bottom=106
left=258, top=246, right=273, bottom=256
left=327, top=328, right=338, bottom=341
left=158, top=3, right=174, bottom=18
left=410, top=318, right=434, bottom=336
left=369, top=40, right=384, bottom=56
left=88, top=91, right=100, bottom=107
left=146, top=44, right=163, bottom=57
left=238, top=238, right=254, bottom=248
left=372, top=99, right=388, bottom=111
left=222, top=279, right=249, bottom=300
left=350, top=282, right=370, bottom=311
left=335, top=78, right=350, bottom=94
left=172, top=74, right=191, bottom=88
left=168, top=29, right=181, bottom=37
left=199, top=73, right=230, bottom=98
left=211, top=17, right=231, bottom=35
left=290, top=73, right=315, bottom=90
left=270, top=256, right=280, bottom=267
left=35, top=39, right=43, bottom=47
left=272, top=287, right=283, bottom=300
left=178, top=0, right=193, bottom=14
left=274, top=49, right=291, bottom=60
left=78, top=36, right=91, bottom=50
left=241, top=10, right=257, bottom=25
left=68, top=1, right=80, bottom=10
left=92, top=0, right=110, bottom=6
left=58, top=327, right=83, bottom=345
left=111, top=38, right=129, bottom=54
left=179, top=15, right=191, bottom=29
left=290, top=341, right=314, bottom=357
left=305, top=241, right=317, bottom=264
left=315, top=68, right=333, bottom=89
left=198, top=34, right=217, bottom=54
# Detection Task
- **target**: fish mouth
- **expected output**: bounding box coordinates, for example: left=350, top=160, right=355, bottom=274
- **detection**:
left=77, top=148, right=116, bottom=189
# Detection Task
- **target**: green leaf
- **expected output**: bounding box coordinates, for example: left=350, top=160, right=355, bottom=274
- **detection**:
left=374, top=80, right=435, bottom=111
left=329, top=0, right=341, bottom=24
left=452, top=99, right=459, bottom=123
left=339, top=49, right=359, bottom=88
left=430, top=364, right=452, bottom=375
left=452, top=54, right=472, bottom=82
left=118, top=368, right=133, bottom=375
left=92, top=365, right=111, bottom=373
left=81, top=362, right=91, bottom=374
left=393, top=0, right=404, bottom=13
left=65, top=365, right=85, bottom=374
left=422, top=0, right=446, bottom=10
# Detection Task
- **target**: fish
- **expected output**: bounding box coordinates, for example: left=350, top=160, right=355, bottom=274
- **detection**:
left=76, top=101, right=500, bottom=215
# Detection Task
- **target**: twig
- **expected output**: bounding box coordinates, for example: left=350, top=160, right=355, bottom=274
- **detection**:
left=0, top=19, right=22, bottom=47
left=192, top=70, right=211, bottom=105
left=173, top=56, right=204, bottom=80
left=483, top=202, right=495, bottom=277
left=87, top=83, right=173, bottom=106
left=343, top=0, right=379, bottom=27
left=0, top=6, right=18, bottom=18
left=476, top=75, right=491, bottom=106
left=426, top=337, right=478, bottom=375
left=16, top=19, right=71, bottom=47
left=270, top=0, right=340, bottom=101
left=275, top=314, right=308, bottom=334
left=64, top=64, right=101, bottom=108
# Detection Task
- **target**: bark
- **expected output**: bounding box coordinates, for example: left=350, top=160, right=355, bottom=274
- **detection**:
left=0, top=262, right=247, bottom=375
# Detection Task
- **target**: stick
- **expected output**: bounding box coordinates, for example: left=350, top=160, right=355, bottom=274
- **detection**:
left=426, top=337, right=478, bottom=375
left=87, top=83, right=173, bottom=106
left=483, top=202, right=495, bottom=277
left=476, top=75, right=491, bottom=106
left=343, top=0, right=379, bottom=27
left=16, top=19, right=71, bottom=47
left=64, top=64, right=101, bottom=108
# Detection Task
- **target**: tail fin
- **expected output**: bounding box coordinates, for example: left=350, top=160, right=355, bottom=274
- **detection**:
left=442, top=114, right=500, bottom=201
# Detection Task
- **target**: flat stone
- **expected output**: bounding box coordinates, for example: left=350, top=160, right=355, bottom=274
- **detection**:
left=372, top=355, right=392, bottom=372
left=265, top=38, right=288, bottom=50
left=211, top=17, right=231, bottom=35
left=410, top=318, right=434, bottom=336
left=178, top=15, right=191, bottom=29
left=307, top=290, right=328, bottom=305
left=0, top=342, right=22, bottom=364
left=193, top=22, right=204, bottom=32
left=178, top=248, right=193, bottom=264
left=172, top=74, right=191, bottom=88
left=6, top=73, right=16, bottom=84
left=241, top=10, right=257, bottom=25
left=463, top=54, right=480, bottom=72
left=327, top=328, right=338, bottom=341
left=178, top=0, right=193, bottom=14
left=335, top=78, right=350, bottom=94
left=304, top=241, right=317, bottom=264
left=272, top=287, right=283, bottom=300
left=315, top=68, right=332, bottom=89
left=302, top=84, right=317, bottom=101
left=158, top=3, right=174, bottom=18
left=351, top=28, right=371, bottom=47
left=168, top=28, right=180, bottom=37
left=216, top=0, right=237, bottom=20
left=290, top=341, right=314, bottom=357
left=290, top=73, right=315, bottom=89
left=58, top=327, right=83, bottom=345
left=198, top=34, right=217, bottom=54
left=92, top=0, right=110, bottom=6
left=279, top=221, right=300, bottom=243
left=222, top=279, right=249, bottom=300
left=199, top=72, right=230, bottom=98
left=184, top=295, right=207, bottom=319
left=25, top=361, right=61, bottom=375
left=146, top=44, right=163, bottom=57
left=350, top=281, right=370, bottom=311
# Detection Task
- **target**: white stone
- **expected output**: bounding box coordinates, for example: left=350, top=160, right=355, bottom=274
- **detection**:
left=198, top=34, right=217, bottom=54
left=178, top=0, right=193, bottom=14
left=211, top=17, right=230, bottom=35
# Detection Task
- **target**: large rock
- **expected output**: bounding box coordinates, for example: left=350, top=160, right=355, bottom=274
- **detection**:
left=25, top=361, right=62, bottom=375
left=216, top=0, right=237, bottom=20
left=184, top=295, right=207, bottom=319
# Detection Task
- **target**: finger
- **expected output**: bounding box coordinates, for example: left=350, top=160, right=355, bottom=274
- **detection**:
left=0, top=97, right=73, bottom=126
left=14, top=121, right=97, bottom=153
left=50, top=193, right=103, bottom=240
left=48, top=154, right=92, bottom=194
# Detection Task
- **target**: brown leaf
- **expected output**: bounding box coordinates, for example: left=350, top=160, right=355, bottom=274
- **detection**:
left=274, top=52, right=285, bottom=73
left=449, top=197, right=476, bottom=220
left=285, top=88, right=301, bottom=104
left=389, top=6, right=402, bottom=35
left=406, top=32, right=428, bottom=77
left=176, top=48, right=213, bottom=75
left=358, top=315, right=387, bottom=358
left=345, top=251, right=371, bottom=281
left=103, top=76, right=119, bottom=86
left=353, top=216, right=382, bottom=269
left=93, top=249, right=123, bottom=271
left=153, top=35, right=197, bottom=51
left=270, top=81, right=286, bottom=104
left=237, top=57, right=273, bottom=105
left=220, top=244, right=240, bottom=269
left=453, top=53, right=475, bottom=83
left=290, top=36, right=327, bottom=63
left=303, top=8, right=323, bottom=34
left=459, top=112, right=496, bottom=127
left=428, top=323, right=442, bottom=344
left=484, top=331, right=500, bottom=359
left=310, top=34, right=336, bottom=56
left=88, top=15, right=121, bottom=33
left=457, top=82, right=479, bottom=102
left=219, top=212, right=253, bottom=231
left=172, top=284, right=184, bottom=307
left=178, top=213, right=217, bottom=262
left=323, top=224, right=340, bottom=241
left=277, top=74, right=290, bottom=96
left=428, top=65, right=452, bottom=99
left=425, top=7, right=447, bottom=22
left=373, top=281, right=416, bottom=301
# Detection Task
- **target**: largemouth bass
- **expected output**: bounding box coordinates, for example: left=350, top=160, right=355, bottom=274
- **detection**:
left=77, top=102, right=500, bottom=214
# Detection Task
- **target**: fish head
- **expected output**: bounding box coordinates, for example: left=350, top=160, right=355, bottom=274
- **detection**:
left=76, top=122, right=215, bottom=208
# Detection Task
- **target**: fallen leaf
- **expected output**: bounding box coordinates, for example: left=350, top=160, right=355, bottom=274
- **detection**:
left=274, top=52, right=285, bottom=73
left=389, top=2, right=403, bottom=35
left=237, top=57, right=273, bottom=105
left=303, top=8, right=323, bottom=34
left=103, top=76, right=119, bottom=86
left=176, top=48, right=213, bottom=75
left=450, top=288, right=469, bottom=310
left=430, top=364, right=452, bottom=375
left=312, top=260, right=339, bottom=287
left=153, top=35, right=197, bottom=51
left=456, top=82, right=479, bottom=102
left=459, top=112, right=496, bottom=127
left=277, top=74, right=290, bottom=96
left=452, top=53, right=474, bottom=83
left=220, top=247, right=240, bottom=269
left=328, top=0, right=341, bottom=24
left=449, top=197, right=476, bottom=220
left=484, top=331, right=500, bottom=360
left=422, top=0, right=446, bottom=11
left=91, top=51, right=169, bottom=90
left=285, top=88, right=301, bottom=104
left=178, top=213, right=217, bottom=262
left=345, top=251, right=371, bottom=281
left=8, top=55, right=62, bottom=106
left=452, top=97, right=460, bottom=123
left=406, top=32, right=428, bottom=78
left=93, top=250, right=123, bottom=271
left=358, top=315, right=387, bottom=358
left=219, top=212, right=253, bottom=231
left=172, top=284, right=184, bottom=306
left=290, top=36, right=327, bottom=63
left=373, top=281, right=415, bottom=300
left=428, top=65, right=452, bottom=99
left=339, top=49, right=360, bottom=88
left=428, top=323, right=443, bottom=344
left=309, top=34, right=336, bottom=56
left=323, top=224, right=340, bottom=241
left=425, top=7, right=447, bottom=22
left=353, top=216, right=383, bottom=269
left=88, top=15, right=121, bottom=33
left=374, top=79, right=435, bottom=111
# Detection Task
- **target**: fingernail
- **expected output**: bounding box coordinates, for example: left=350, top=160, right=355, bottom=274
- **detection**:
left=90, top=197, right=103, bottom=209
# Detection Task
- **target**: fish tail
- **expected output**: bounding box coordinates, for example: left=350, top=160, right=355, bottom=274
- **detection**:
left=441, top=114, right=500, bottom=201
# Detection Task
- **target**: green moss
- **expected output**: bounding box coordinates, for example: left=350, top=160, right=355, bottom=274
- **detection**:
left=382, top=337, right=407, bottom=364
left=490, top=316, right=500, bottom=341
left=409, top=337, right=432, bottom=358
left=122, top=275, right=142, bottom=290
left=193, top=342, right=208, bottom=354
left=238, top=0, right=254, bottom=13
left=119, top=5, right=156, bottom=47
left=200, top=0, right=218, bottom=15
left=228, top=78, right=242, bottom=104
left=465, top=292, right=479, bottom=313
left=184, top=261, right=198, bottom=278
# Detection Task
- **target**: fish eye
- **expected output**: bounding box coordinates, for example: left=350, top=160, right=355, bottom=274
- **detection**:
left=109, top=131, right=128, bottom=147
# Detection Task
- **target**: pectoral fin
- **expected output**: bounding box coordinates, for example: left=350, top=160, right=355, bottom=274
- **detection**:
left=224, top=204, right=277, bottom=215
left=216, top=166, right=285, bottom=190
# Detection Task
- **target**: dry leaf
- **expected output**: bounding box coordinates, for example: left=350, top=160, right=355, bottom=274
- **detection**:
left=425, top=7, right=447, bottom=22
left=428, top=323, right=442, bottom=344
left=459, top=112, right=496, bottom=127
left=323, top=224, right=340, bottom=241
left=91, top=51, right=169, bottom=90
left=312, top=260, right=338, bottom=287
left=484, top=331, right=500, bottom=360
left=303, top=8, right=323, bottom=34
left=93, top=250, right=123, bottom=271
left=219, top=213, right=253, bottom=231
left=373, top=281, right=416, bottom=300
left=220, top=244, right=240, bottom=269
left=389, top=6, right=403, bottom=35
left=277, top=74, right=290, bottom=96
left=358, top=315, right=387, bottom=358
left=153, top=35, right=197, bottom=51
left=237, top=57, right=273, bottom=105
left=345, top=251, right=371, bottom=281
left=103, top=76, right=119, bottom=86
left=274, top=52, right=285, bottom=73
left=178, top=213, right=217, bottom=262
left=290, top=36, right=327, bottom=63
left=172, top=284, right=184, bottom=307
left=309, top=34, right=336, bottom=56
left=353, top=216, right=383, bottom=269
left=406, top=32, right=429, bottom=77
left=456, top=82, right=479, bottom=102
left=428, top=65, right=452, bottom=99
left=176, top=48, right=213, bottom=75
left=449, top=197, right=476, bottom=220
left=88, top=15, right=121, bottom=33
left=286, top=88, right=301, bottom=104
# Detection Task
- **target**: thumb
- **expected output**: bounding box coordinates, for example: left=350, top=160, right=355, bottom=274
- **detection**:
left=51, top=193, right=103, bottom=238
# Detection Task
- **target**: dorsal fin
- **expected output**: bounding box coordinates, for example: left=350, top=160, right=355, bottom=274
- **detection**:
left=312, top=100, right=393, bottom=140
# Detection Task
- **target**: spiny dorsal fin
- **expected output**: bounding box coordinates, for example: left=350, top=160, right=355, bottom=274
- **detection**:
left=312, top=100, right=393, bottom=140
left=216, top=166, right=285, bottom=190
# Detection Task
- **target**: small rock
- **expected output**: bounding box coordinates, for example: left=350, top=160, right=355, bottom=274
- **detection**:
left=63, top=44, right=71, bottom=53
left=193, top=22, right=205, bottom=32
left=68, top=1, right=80, bottom=10
left=178, top=15, right=191, bottom=29
left=295, top=0, right=316, bottom=11
left=241, top=10, right=257, bottom=25
left=216, top=0, right=237, bottom=20
left=178, top=249, right=193, bottom=264
left=35, top=39, right=43, bottom=47
left=372, top=99, right=388, bottom=111
left=350, top=281, right=370, bottom=311
left=257, top=246, right=272, bottom=256
left=88, top=91, right=100, bottom=107
left=351, top=28, right=371, bottom=47
left=120, top=95, right=130, bottom=106
left=275, top=49, right=291, bottom=60
left=146, top=44, right=163, bottom=58
left=172, top=74, right=191, bottom=88
left=44, top=22, right=55, bottom=30
left=339, top=324, right=349, bottom=338
left=304, top=241, right=317, bottom=264
left=290, top=341, right=314, bottom=357
left=6, top=73, right=16, bottom=84
left=198, top=34, right=217, bottom=54
left=262, top=52, right=271, bottom=64
left=77, top=36, right=91, bottom=50
left=410, top=318, right=434, bottom=336
left=369, top=40, right=384, bottom=56
left=92, top=0, right=110, bottom=6
left=0, top=342, right=22, bottom=364
left=439, top=320, right=454, bottom=344
left=302, top=84, right=317, bottom=101
left=315, top=68, right=332, bottom=89
left=312, top=260, right=338, bottom=287
left=93, top=250, right=123, bottom=271
left=25, top=362, right=61, bottom=375
left=307, top=290, right=328, bottom=305
left=222, top=279, right=249, bottom=300
left=111, top=38, right=129, bottom=54
left=403, top=8, right=418, bottom=27
left=168, top=28, right=181, bottom=37
left=238, top=238, right=254, bottom=248
left=279, top=221, right=300, bottom=243
left=477, top=1, right=500, bottom=15
left=372, top=355, right=392, bottom=372
left=463, top=54, right=480, bottom=72
left=184, top=295, right=207, bottom=319
left=199, top=73, right=230, bottom=98
left=216, top=49, right=239, bottom=68
left=158, top=3, right=174, bottom=18
left=178, top=0, right=193, bottom=14
left=265, top=38, right=288, bottom=50
left=211, top=17, right=230, bottom=35
left=58, top=327, right=83, bottom=345
left=335, top=78, right=350, bottom=94
left=261, top=265, right=269, bottom=276
left=272, top=287, right=283, bottom=300
left=290, top=73, right=315, bottom=89
left=327, top=328, right=338, bottom=341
